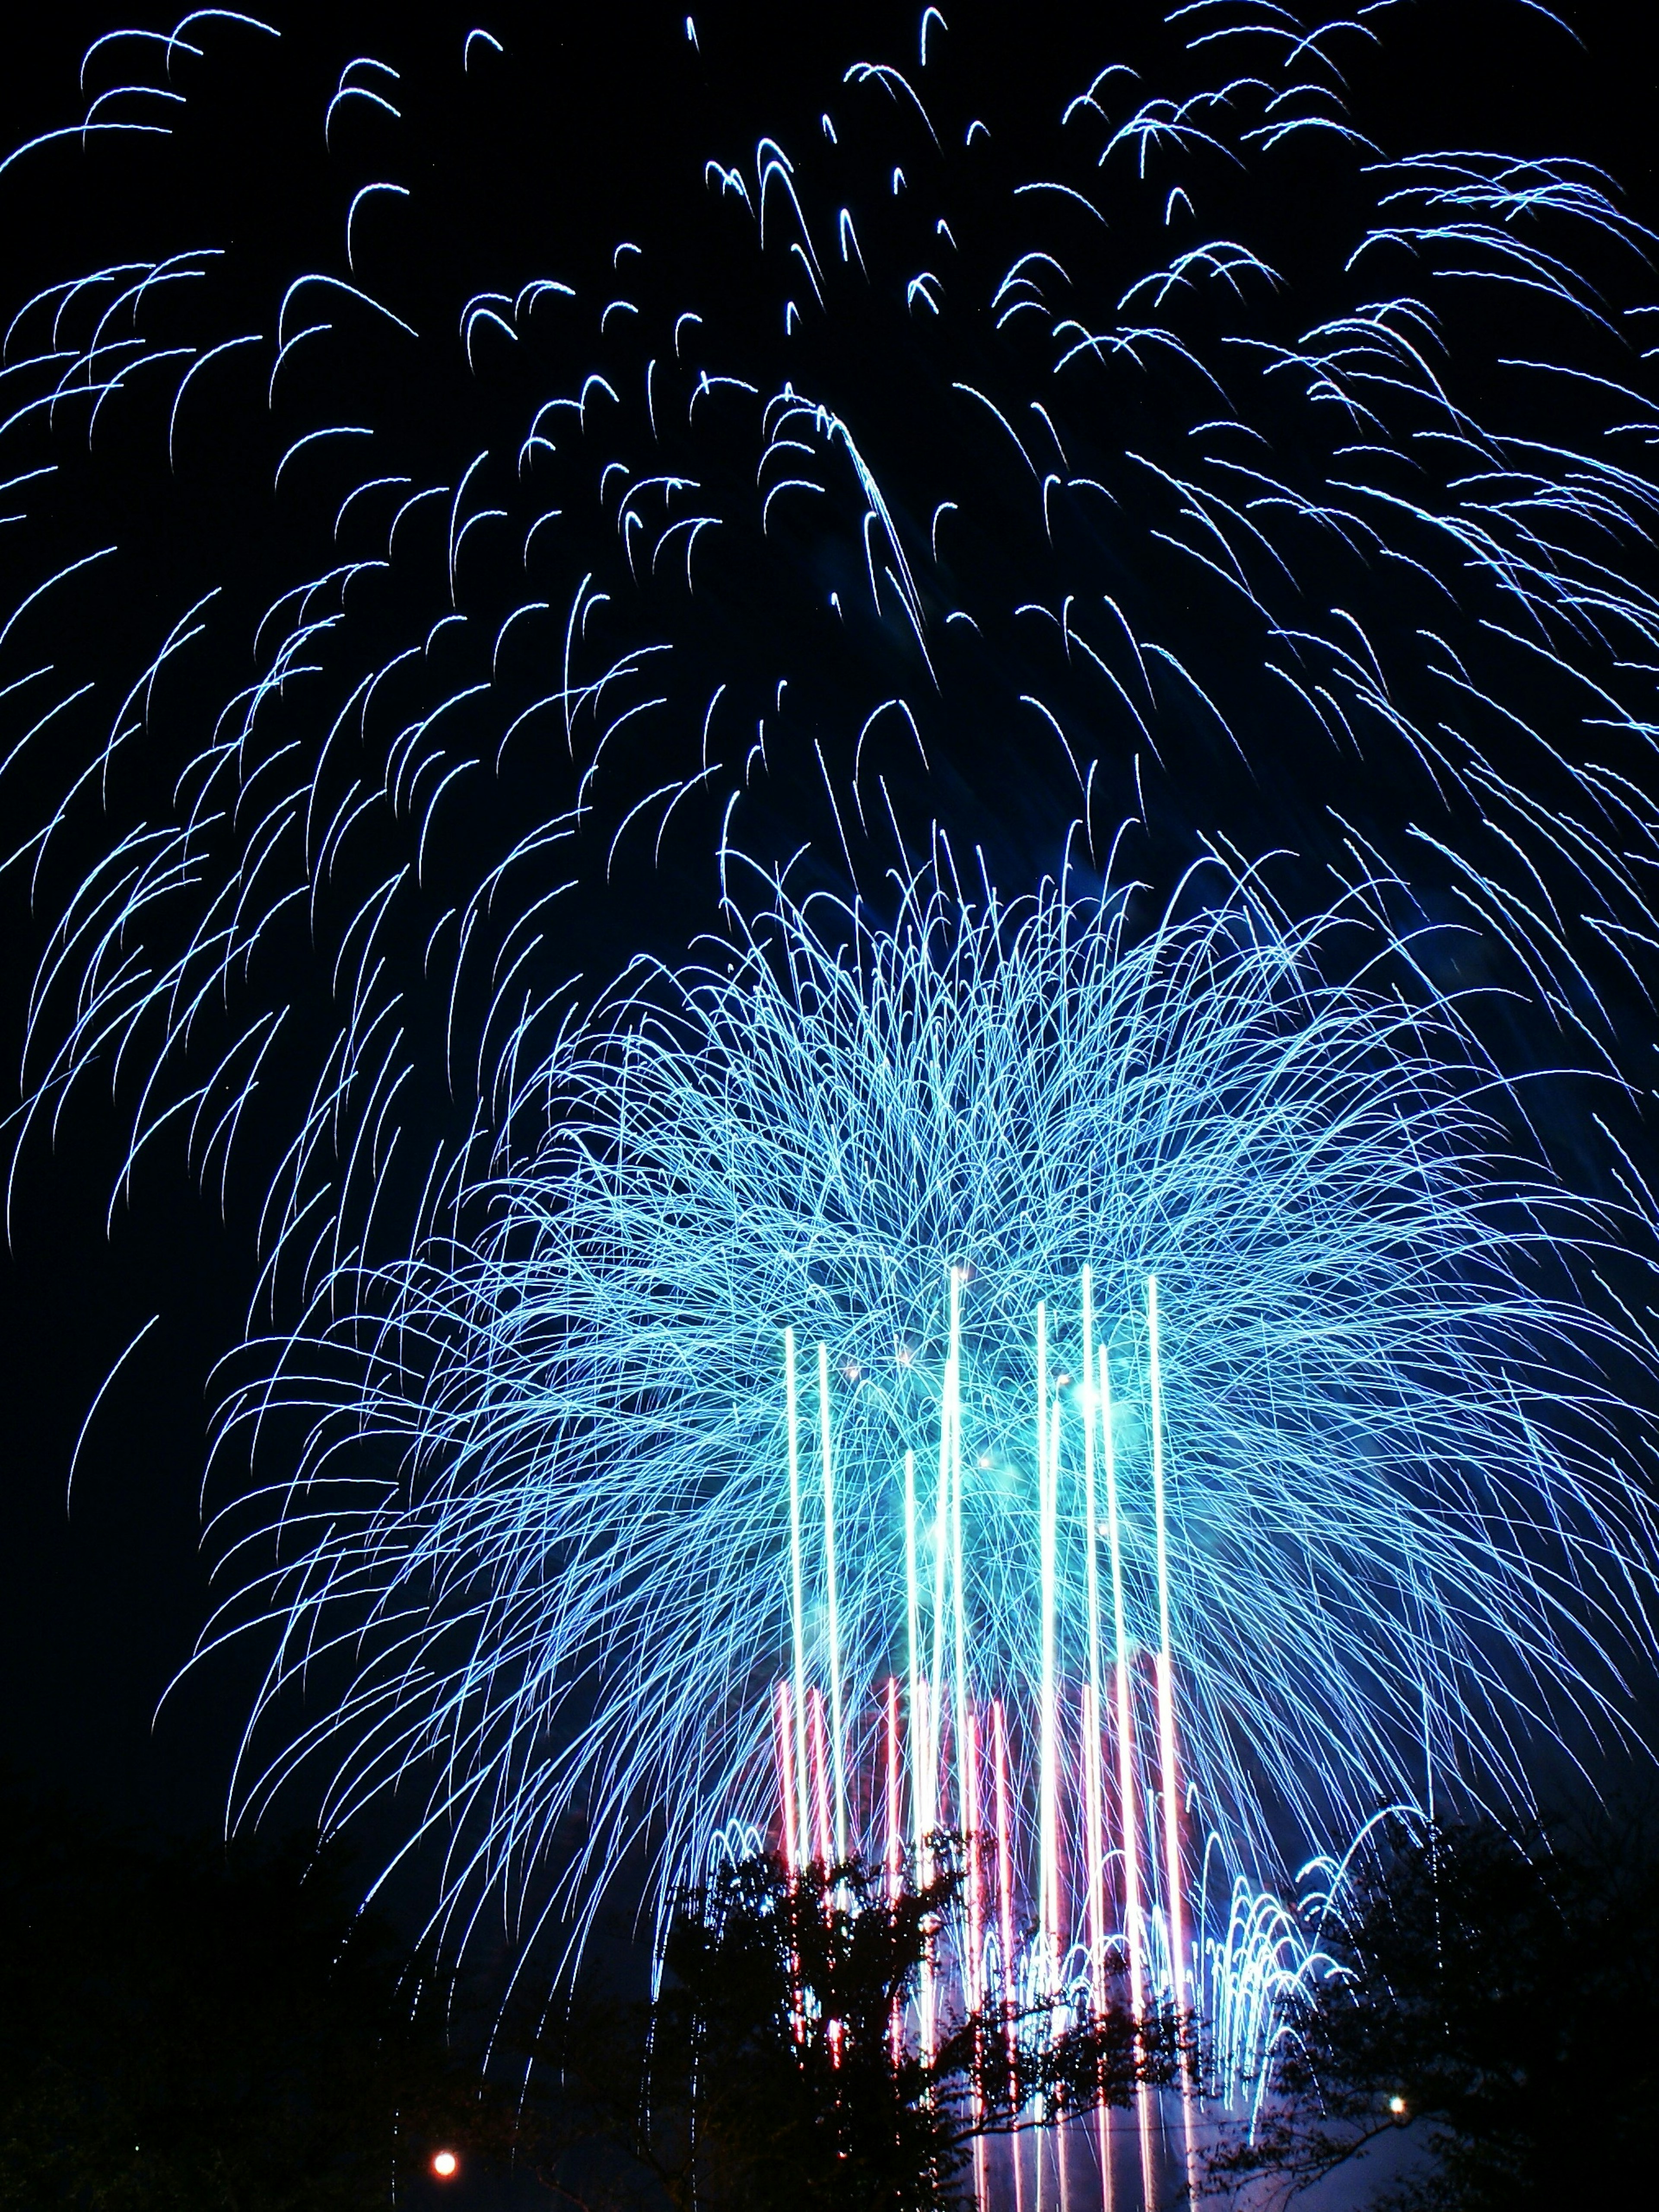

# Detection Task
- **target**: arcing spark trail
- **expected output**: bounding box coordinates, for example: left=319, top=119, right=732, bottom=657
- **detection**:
left=6, top=5, right=1659, bottom=1278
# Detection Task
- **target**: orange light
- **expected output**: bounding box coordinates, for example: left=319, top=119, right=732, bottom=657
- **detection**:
left=431, top=2149, right=459, bottom=2180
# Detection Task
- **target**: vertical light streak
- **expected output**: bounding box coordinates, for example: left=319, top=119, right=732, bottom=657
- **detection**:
left=1037, top=1301, right=1059, bottom=1974
left=785, top=1328, right=812, bottom=1862
left=810, top=1686, right=833, bottom=1868
left=1080, top=1267, right=1107, bottom=2010
left=818, top=1340, right=849, bottom=1863
left=1148, top=1275, right=1186, bottom=2014
left=885, top=1673, right=902, bottom=1900
left=948, top=1272, right=978, bottom=2005
left=1082, top=1677, right=1113, bottom=2212
left=909, top=1408, right=938, bottom=2059
left=776, top=1678, right=808, bottom=2053
left=993, top=1694, right=1017, bottom=2043
left=1004, top=1707, right=1025, bottom=2212
left=886, top=1671, right=904, bottom=2064
left=1047, top=1388, right=1066, bottom=1963
left=964, top=1704, right=985, bottom=2016
left=775, top=1679, right=799, bottom=1871
left=1127, top=1756, right=1158, bottom=2212
left=993, top=1690, right=1024, bottom=2212
left=1081, top=1276, right=1115, bottom=2212
left=1100, top=1339, right=1145, bottom=2016
left=930, top=1288, right=956, bottom=1761
left=1148, top=1275, right=1202, bottom=2211
left=1081, top=1683, right=1105, bottom=1988
left=904, top=1447, right=930, bottom=1859
left=952, top=1554, right=980, bottom=2008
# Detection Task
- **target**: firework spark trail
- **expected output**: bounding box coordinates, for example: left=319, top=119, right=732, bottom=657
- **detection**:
left=5, top=3, right=1659, bottom=1292
left=198, top=863, right=1659, bottom=1970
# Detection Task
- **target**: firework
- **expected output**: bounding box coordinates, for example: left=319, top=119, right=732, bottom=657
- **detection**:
left=5, top=0, right=1659, bottom=2129
left=204, top=868, right=1657, bottom=1985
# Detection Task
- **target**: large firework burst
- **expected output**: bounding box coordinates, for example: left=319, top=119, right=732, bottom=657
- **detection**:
left=208, top=867, right=1658, bottom=1963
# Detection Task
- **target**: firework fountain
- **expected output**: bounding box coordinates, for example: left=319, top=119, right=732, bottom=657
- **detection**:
left=6, top=4, right=1659, bottom=2198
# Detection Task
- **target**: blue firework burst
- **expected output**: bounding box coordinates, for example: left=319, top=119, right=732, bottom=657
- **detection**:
left=207, top=866, right=1658, bottom=1967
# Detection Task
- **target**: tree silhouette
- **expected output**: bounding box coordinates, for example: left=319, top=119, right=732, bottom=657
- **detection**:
left=1204, top=1812, right=1659, bottom=2210
left=532, top=1847, right=1181, bottom=2212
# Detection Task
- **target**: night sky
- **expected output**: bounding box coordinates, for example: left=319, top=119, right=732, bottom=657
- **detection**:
left=5, top=0, right=1659, bottom=1903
